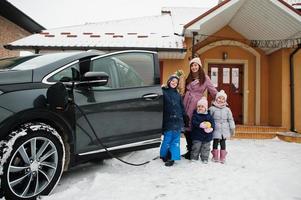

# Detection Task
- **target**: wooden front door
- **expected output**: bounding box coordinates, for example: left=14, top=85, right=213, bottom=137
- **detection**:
left=208, top=63, right=244, bottom=124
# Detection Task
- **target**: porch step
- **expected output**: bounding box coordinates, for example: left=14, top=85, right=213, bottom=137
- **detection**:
left=277, top=132, right=301, bottom=143
left=233, top=125, right=286, bottom=140
left=233, top=125, right=301, bottom=143
left=235, top=125, right=287, bottom=133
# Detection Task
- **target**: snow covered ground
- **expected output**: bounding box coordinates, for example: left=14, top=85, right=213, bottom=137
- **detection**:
left=2, top=138, right=301, bottom=200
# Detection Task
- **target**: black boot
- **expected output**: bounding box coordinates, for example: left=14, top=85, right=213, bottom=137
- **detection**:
left=165, top=160, right=174, bottom=167
left=182, top=131, right=192, bottom=160
left=181, top=151, right=191, bottom=160
left=160, top=157, right=168, bottom=162
left=160, top=150, right=172, bottom=162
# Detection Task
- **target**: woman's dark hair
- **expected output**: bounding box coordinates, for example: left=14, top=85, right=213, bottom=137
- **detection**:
left=185, top=64, right=206, bottom=87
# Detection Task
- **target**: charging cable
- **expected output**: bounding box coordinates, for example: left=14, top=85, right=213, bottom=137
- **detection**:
left=47, top=81, right=153, bottom=166
left=73, top=103, right=151, bottom=166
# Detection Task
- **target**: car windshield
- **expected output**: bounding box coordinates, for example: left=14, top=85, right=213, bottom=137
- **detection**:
left=0, top=55, right=38, bottom=70
left=0, top=52, right=80, bottom=70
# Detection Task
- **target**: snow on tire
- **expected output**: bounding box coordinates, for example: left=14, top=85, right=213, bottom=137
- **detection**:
left=0, top=122, right=65, bottom=200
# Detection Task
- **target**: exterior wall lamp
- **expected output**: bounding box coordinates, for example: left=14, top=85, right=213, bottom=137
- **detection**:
left=222, top=52, right=228, bottom=60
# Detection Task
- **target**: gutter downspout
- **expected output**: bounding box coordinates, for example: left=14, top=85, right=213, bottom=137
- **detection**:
left=289, top=44, right=301, bottom=132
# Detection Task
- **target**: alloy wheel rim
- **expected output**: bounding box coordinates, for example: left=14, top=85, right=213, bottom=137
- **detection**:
left=7, top=137, right=58, bottom=198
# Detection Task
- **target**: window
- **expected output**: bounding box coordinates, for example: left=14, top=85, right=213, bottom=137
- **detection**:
left=47, top=63, right=80, bottom=82
left=48, top=52, right=155, bottom=90
left=114, top=52, right=155, bottom=87
left=91, top=57, right=117, bottom=89
left=91, top=52, right=155, bottom=90
left=1, top=52, right=80, bottom=70
left=0, top=55, right=38, bottom=70
left=116, top=62, right=144, bottom=88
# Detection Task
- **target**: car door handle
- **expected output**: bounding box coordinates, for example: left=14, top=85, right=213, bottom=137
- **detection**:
left=142, top=93, right=159, bottom=100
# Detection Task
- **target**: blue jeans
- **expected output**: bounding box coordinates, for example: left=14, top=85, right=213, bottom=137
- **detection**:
left=160, top=130, right=181, bottom=160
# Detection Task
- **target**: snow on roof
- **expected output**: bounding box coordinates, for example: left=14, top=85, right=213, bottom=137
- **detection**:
left=8, top=15, right=185, bottom=51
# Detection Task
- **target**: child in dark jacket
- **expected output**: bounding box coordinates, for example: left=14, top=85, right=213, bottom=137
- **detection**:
left=160, top=74, right=186, bottom=167
left=190, top=97, right=215, bottom=163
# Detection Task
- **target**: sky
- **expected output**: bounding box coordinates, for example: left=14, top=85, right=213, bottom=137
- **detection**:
left=8, top=0, right=219, bottom=29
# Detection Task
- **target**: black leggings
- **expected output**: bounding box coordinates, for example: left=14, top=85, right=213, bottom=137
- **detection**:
left=213, top=138, right=226, bottom=150
left=184, top=131, right=192, bottom=152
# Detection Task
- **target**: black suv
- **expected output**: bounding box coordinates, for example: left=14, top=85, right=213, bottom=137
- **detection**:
left=0, top=50, right=163, bottom=200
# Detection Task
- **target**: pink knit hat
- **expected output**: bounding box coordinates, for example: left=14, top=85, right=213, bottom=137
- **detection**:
left=197, top=97, right=208, bottom=110
left=189, top=57, right=202, bottom=67
left=216, top=90, right=227, bottom=100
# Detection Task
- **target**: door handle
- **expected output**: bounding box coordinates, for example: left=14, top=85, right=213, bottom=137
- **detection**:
left=142, top=93, right=159, bottom=100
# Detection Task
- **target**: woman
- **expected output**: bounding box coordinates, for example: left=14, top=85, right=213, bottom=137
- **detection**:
left=181, top=57, right=217, bottom=159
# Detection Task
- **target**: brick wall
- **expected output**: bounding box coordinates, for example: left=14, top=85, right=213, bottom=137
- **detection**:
left=0, top=15, right=31, bottom=58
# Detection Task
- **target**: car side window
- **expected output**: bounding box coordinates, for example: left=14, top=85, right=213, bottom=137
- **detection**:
left=90, top=52, right=155, bottom=90
left=48, top=63, right=80, bottom=82
left=114, top=52, right=155, bottom=87
left=90, top=57, right=117, bottom=89
left=116, top=62, right=144, bottom=88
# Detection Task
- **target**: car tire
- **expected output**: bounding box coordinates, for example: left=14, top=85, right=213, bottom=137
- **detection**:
left=1, top=123, right=65, bottom=200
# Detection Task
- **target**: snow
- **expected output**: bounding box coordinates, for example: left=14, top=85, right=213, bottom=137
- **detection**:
left=10, top=15, right=185, bottom=51
left=47, top=138, right=301, bottom=200
left=2, top=138, right=301, bottom=200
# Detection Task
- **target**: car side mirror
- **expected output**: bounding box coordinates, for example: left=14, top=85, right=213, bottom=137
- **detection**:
left=76, top=71, right=109, bottom=87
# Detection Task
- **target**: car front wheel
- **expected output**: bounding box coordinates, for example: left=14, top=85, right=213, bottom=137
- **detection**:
left=1, top=123, right=65, bottom=200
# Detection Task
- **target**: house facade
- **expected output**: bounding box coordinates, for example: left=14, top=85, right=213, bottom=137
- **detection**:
left=0, top=0, right=44, bottom=58
left=5, top=0, right=301, bottom=133
left=161, top=0, right=301, bottom=134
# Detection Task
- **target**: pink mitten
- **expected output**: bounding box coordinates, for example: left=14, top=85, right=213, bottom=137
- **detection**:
left=204, top=128, right=213, bottom=133
left=200, top=122, right=206, bottom=129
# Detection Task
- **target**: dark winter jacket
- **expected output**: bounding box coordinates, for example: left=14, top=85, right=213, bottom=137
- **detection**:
left=191, top=110, right=215, bottom=142
left=162, top=87, right=185, bottom=131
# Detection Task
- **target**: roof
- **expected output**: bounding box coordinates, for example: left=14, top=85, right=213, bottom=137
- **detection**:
left=5, top=7, right=212, bottom=59
left=5, top=15, right=186, bottom=59
left=5, top=1, right=301, bottom=56
left=184, top=0, right=301, bottom=54
left=0, top=0, right=45, bottom=33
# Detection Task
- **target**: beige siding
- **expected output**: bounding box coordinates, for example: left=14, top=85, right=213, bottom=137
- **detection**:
left=268, top=50, right=283, bottom=126
left=294, top=50, right=301, bottom=132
